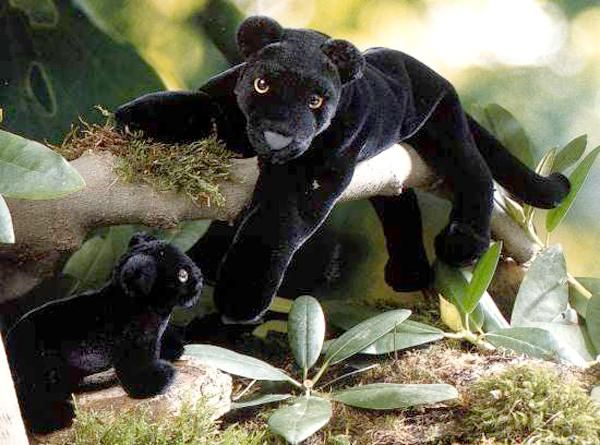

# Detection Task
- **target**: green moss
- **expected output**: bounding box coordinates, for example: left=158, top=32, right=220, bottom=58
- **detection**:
left=56, top=402, right=271, bottom=445
left=54, top=119, right=235, bottom=206
left=463, top=365, right=600, bottom=445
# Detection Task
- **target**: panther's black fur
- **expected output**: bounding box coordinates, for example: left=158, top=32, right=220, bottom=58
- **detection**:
left=116, top=16, right=569, bottom=324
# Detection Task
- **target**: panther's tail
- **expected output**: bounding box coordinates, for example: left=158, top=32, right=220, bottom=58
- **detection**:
left=467, top=115, right=570, bottom=209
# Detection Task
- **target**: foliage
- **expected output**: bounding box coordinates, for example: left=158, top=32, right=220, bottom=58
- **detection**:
left=55, top=401, right=271, bottom=445
left=185, top=296, right=458, bottom=444
left=0, top=128, right=85, bottom=243
left=0, top=0, right=163, bottom=143
left=434, top=106, right=600, bottom=367
left=463, top=365, right=600, bottom=445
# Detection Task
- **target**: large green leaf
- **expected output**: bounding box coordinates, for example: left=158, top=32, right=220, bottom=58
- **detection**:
left=0, top=0, right=163, bottom=143
left=546, top=146, right=600, bottom=232
left=63, top=225, right=136, bottom=292
left=511, top=245, right=568, bottom=326
left=333, top=383, right=458, bottom=410
left=552, top=135, right=587, bottom=173
left=486, top=327, right=586, bottom=365
left=0, top=129, right=84, bottom=199
left=361, top=320, right=445, bottom=355
left=324, top=301, right=382, bottom=331
left=231, top=393, right=292, bottom=410
left=585, top=284, right=600, bottom=354
left=463, top=242, right=502, bottom=314
left=525, top=322, right=596, bottom=362
left=324, top=310, right=411, bottom=365
left=152, top=220, right=211, bottom=252
left=288, top=295, right=325, bottom=372
left=482, top=104, right=535, bottom=169
left=0, top=194, right=14, bottom=243
left=268, top=396, right=332, bottom=445
left=184, top=344, right=297, bottom=384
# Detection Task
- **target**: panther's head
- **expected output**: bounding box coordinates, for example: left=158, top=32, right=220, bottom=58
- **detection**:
left=234, top=16, right=365, bottom=164
left=116, top=234, right=203, bottom=310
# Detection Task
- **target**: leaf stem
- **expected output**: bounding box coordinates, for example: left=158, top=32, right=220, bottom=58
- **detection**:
left=319, top=364, right=380, bottom=389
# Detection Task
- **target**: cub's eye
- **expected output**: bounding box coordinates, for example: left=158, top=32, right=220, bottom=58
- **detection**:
left=253, top=77, right=270, bottom=94
left=177, top=268, right=189, bottom=283
left=308, top=94, right=324, bottom=110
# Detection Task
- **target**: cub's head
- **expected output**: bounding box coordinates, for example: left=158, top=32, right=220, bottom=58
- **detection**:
left=116, top=234, right=203, bottom=309
left=235, top=16, right=365, bottom=164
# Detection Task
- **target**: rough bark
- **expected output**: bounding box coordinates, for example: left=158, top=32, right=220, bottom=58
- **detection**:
left=0, top=143, right=536, bottom=302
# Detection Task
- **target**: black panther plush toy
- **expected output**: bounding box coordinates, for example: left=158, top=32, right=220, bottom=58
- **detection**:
left=116, top=16, right=569, bottom=324
left=4, top=234, right=203, bottom=434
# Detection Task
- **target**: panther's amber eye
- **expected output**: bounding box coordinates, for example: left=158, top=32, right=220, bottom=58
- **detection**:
left=308, top=94, right=324, bottom=110
left=253, top=77, right=270, bottom=94
left=177, top=268, right=189, bottom=283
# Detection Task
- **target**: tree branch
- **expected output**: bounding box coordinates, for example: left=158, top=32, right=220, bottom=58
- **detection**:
left=0, top=143, right=536, bottom=302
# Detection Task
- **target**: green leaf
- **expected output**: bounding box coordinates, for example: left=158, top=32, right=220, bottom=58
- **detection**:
left=268, top=396, right=332, bottom=445
left=63, top=225, right=136, bottom=292
left=153, top=220, right=211, bottom=252
left=463, top=242, right=502, bottom=314
left=552, top=135, right=587, bottom=173
left=333, top=383, right=458, bottom=410
left=184, top=344, right=296, bottom=383
left=525, top=322, right=596, bottom=362
left=571, top=277, right=600, bottom=319
left=324, top=301, right=382, bottom=331
left=433, top=261, right=484, bottom=330
left=483, top=104, right=535, bottom=169
left=324, top=309, right=411, bottom=365
left=361, top=320, right=444, bottom=355
left=511, top=245, right=568, bottom=326
left=288, top=295, right=326, bottom=372
left=0, top=195, right=15, bottom=244
left=1, top=0, right=163, bottom=143
left=231, top=393, right=292, bottom=410
left=0, top=129, right=85, bottom=199
left=585, top=285, right=600, bottom=354
left=486, top=327, right=586, bottom=365
left=8, top=0, right=58, bottom=27
left=546, top=146, right=600, bottom=232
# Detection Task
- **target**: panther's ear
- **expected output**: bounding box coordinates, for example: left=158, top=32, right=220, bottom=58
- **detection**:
left=237, top=16, right=284, bottom=59
left=129, top=233, right=158, bottom=248
left=321, top=39, right=365, bottom=84
left=119, top=254, right=157, bottom=297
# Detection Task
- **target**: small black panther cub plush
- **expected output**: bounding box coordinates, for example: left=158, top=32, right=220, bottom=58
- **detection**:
left=4, top=234, right=203, bottom=434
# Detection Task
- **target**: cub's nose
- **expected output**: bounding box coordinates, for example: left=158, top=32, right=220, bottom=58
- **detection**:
left=264, top=131, right=292, bottom=150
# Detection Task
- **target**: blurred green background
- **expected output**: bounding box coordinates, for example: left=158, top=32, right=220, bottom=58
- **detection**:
left=2, top=0, right=599, bottom=303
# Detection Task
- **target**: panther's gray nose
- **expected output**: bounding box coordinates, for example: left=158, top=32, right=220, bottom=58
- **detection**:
left=264, top=131, right=292, bottom=150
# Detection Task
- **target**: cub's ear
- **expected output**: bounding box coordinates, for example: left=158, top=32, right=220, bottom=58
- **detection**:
left=119, top=254, right=157, bottom=297
left=237, top=16, right=284, bottom=58
left=321, top=39, right=365, bottom=84
left=129, top=233, right=158, bottom=248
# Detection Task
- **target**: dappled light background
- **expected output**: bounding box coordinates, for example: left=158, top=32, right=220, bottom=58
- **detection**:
left=81, top=0, right=599, bottom=290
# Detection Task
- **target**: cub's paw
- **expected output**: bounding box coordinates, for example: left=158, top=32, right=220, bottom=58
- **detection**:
left=121, top=361, right=176, bottom=398
left=160, top=326, right=186, bottom=362
left=434, top=222, right=490, bottom=267
left=26, top=399, right=75, bottom=434
left=385, top=255, right=432, bottom=292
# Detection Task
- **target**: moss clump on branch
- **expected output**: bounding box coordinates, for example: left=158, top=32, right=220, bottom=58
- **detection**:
left=463, top=365, right=600, bottom=444
left=54, top=119, right=236, bottom=206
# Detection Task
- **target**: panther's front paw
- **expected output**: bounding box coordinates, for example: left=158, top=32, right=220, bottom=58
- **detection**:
left=434, top=222, right=490, bottom=267
left=121, top=361, right=176, bottom=398
left=385, top=255, right=432, bottom=292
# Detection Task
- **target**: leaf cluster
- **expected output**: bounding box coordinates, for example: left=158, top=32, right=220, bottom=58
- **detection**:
left=185, top=297, right=458, bottom=444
